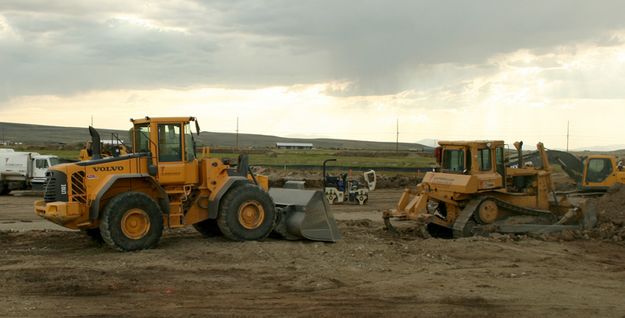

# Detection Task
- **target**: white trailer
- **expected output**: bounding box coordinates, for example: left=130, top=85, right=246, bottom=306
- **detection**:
left=0, top=149, right=59, bottom=194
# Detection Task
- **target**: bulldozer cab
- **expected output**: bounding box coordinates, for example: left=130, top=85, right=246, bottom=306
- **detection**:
left=131, top=117, right=200, bottom=185
left=437, top=141, right=506, bottom=190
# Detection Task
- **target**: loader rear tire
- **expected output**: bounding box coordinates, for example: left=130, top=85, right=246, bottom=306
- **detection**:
left=193, top=219, right=222, bottom=237
left=99, top=192, right=163, bottom=252
left=217, top=184, right=276, bottom=241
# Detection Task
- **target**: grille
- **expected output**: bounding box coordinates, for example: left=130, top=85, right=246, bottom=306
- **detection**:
left=43, top=172, right=57, bottom=202
left=42, top=170, right=68, bottom=203
left=71, top=171, right=87, bottom=204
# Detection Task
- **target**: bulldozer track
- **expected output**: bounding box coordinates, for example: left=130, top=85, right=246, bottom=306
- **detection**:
left=452, top=196, right=557, bottom=238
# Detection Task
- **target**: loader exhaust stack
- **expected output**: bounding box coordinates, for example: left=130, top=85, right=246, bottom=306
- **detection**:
left=269, top=188, right=341, bottom=242
left=88, top=126, right=102, bottom=160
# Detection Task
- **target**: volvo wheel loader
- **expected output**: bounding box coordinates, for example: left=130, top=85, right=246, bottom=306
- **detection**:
left=383, top=140, right=597, bottom=238
left=35, top=117, right=340, bottom=251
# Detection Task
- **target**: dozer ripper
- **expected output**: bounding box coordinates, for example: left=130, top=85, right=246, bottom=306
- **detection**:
left=383, top=140, right=597, bottom=238
left=35, top=117, right=340, bottom=251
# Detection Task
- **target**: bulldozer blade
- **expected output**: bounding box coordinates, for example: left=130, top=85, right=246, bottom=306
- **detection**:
left=268, top=188, right=341, bottom=242
left=383, top=215, right=400, bottom=236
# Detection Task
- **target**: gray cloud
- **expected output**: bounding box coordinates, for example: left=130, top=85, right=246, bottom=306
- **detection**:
left=1, top=0, right=625, bottom=102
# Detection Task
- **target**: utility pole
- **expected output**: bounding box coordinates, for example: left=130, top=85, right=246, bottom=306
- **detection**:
left=1, top=126, right=4, bottom=145
left=395, top=118, right=399, bottom=153
left=236, top=117, right=239, bottom=150
left=91, top=115, right=94, bottom=127
left=566, top=121, right=570, bottom=152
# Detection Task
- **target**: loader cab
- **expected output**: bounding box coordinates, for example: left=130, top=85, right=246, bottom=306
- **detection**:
left=131, top=117, right=200, bottom=185
left=581, top=156, right=617, bottom=190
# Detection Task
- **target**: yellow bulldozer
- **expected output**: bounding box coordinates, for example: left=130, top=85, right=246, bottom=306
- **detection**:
left=383, top=140, right=597, bottom=238
left=35, top=116, right=340, bottom=251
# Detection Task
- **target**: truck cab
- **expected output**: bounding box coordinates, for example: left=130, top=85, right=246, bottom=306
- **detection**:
left=0, top=149, right=59, bottom=193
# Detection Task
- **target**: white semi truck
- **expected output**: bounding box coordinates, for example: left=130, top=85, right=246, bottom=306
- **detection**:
left=0, top=149, right=59, bottom=194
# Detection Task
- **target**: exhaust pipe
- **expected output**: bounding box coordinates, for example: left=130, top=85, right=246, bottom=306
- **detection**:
left=514, top=141, right=523, bottom=168
left=89, top=126, right=102, bottom=160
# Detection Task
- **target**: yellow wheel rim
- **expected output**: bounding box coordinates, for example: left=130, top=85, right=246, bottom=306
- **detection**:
left=237, top=201, right=265, bottom=230
left=121, top=208, right=151, bottom=240
left=478, top=200, right=499, bottom=224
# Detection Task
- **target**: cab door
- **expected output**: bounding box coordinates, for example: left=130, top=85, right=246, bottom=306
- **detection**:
left=156, top=123, right=187, bottom=185
left=153, top=122, right=200, bottom=186
left=32, top=158, right=49, bottom=183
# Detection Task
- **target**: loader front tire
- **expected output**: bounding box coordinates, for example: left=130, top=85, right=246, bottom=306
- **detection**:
left=217, top=184, right=276, bottom=241
left=99, top=192, right=163, bottom=252
left=193, top=219, right=222, bottom=237
left=83, top=228, right=104, bottom=244
left=0, top=183, right=9, bottom=195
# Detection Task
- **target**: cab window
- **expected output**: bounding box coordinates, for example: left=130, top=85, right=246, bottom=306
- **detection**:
left=477, top=148, right=492, bottom=171
left=184, top=124, right=196, bottom=161
left=496, top=147, right=504, bottom=166
left=586, top=158, right=613, bottom=183
left=158, top=124, right=182, bottom=162
left=134, top=124, right=151, bottom=153
left=442, top=149, right=465, bottom=172
left=35, top=159, right=48, bottom=169
left=495, top=147, right=505, bottom=176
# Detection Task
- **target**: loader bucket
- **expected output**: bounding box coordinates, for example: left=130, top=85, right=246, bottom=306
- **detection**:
left=268, top=188, right=341, bottom=242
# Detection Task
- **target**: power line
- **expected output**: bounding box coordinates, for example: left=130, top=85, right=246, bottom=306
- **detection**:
left=566, top=120, right=570, bottom=152
left=395, top=118, right=399, bottom=152
left=235, top=116, right=239, bottom=150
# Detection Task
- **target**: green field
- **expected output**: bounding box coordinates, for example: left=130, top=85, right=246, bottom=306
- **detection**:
left=25, top=148, right=434, bottom=169
left=208, top=150, right=434, bottom=169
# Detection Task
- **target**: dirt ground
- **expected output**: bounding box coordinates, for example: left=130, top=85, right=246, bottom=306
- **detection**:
left=1, top=190, right=625, bottom=318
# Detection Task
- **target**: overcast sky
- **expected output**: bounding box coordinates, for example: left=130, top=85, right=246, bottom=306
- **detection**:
left=1, top=0, right=625, bottom=149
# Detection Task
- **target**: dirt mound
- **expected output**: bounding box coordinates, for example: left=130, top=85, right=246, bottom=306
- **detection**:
left=375, top=175, right=420, bottom=188
left=259, top=167, right=419, bottom=189
left=595, top=184, right=625, bottom=225
left=584, top=183, right=625, bottom=242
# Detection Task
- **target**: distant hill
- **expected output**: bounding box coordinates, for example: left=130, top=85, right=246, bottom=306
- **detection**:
left=417, top=138, right=439, bottom=148
left=572, top=145, right=625, bottom=152
left=0, top=122, right=432, bottom=151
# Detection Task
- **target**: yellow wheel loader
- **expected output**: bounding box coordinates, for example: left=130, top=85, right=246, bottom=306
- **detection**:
left=35, top=117, right=340, bottom=251
left=383, top=140, right=597, bottom=238
left=509, top=149, right=625, bottom=193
